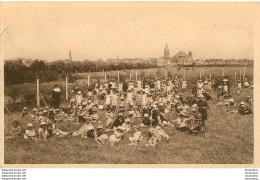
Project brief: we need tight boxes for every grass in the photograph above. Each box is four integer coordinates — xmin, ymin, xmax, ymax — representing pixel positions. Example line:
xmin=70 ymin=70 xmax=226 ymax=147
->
xmin=4 ymin=86 xmax=254 ymax=164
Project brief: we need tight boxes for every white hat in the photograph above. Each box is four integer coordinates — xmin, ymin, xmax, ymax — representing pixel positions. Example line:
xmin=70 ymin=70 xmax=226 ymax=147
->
xmin=240 ymin=101 xmax=245 ymax=105
xmin=199 ymin=95 xmax=204 ymax=98
xmin=118 ymin=126 xmax=125 ymax=131
xmin=125 ymin=118 xmax=131 ymax=122
xmin=77 ymin=91 xmax=82 ymax=94
xmin=88 ymin=126 xmax=94 ymax=130
xmin=181 ymin=110 xmax=187 ymax=115
xmin=27 ymin=123 xmax=33 ymax=127
xmin=97 ymin=126 xmax=103 ymax=129
xmin=33 ymin=108 xmax=37 ymax=111
xmin=40 ymin=122 xmax=46 ymax=125
xmin=144 ymin=114 xmax=148 ymax=117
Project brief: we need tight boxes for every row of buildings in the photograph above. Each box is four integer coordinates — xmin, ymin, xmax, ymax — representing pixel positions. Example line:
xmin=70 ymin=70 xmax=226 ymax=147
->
xmin=105 ymin=44 xmax=194 ymax=66
xmin=16 ymin=45 xmax=253 ymax=67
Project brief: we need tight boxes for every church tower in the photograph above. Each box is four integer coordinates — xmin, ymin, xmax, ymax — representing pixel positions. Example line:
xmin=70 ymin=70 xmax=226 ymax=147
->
xmin=164 ymin=44 xmax=170 ymax=60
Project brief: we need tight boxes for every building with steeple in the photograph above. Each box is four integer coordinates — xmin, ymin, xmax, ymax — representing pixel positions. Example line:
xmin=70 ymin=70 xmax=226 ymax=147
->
xmin=164 ymin=44 xmax=170 ymax=60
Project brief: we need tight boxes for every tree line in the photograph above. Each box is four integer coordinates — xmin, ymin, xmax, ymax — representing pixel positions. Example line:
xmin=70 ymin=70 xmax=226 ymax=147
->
xmin=4 ymin=59 xmax=156 ymax=85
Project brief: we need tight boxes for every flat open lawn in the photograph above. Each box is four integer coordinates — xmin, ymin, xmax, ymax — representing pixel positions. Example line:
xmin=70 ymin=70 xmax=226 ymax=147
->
xmin=4 ymin=86 xmax=254 ymax=164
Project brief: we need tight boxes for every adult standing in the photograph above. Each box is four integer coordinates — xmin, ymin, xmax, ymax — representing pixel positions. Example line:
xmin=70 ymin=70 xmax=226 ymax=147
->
xmin=51 ymin=84 xmax=61 ymax=109
xmin=197 ymin=95 xmax=209 ymax=132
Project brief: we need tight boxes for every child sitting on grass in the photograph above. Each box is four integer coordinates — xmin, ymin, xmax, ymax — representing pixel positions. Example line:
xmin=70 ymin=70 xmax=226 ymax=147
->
xmin=122 ymin=117 xmax=131 ymax=132
xmin=21 ymin=107 xmax=30 ymax=119
xmin=109 ymin=126 xmax=125 ymax=146
xmin=30 ymin=108 xmax=38 ymax=122
xmin=24 ymin=123 xmax=38 ymax=140
xmin=38 ymin=121 xmax=48 ymax=140
xmin=7 ymin=121 xmax=21 ymax=139
xmin=128 ymin=126 xmax=143 ymax=146
xmin=145 ymin=122 xmax=161 ymax=147
xmin=238 ymin=102 xmax=253 ymax=115
xmin=105 ymin=109 xmax=114 ymax=128
xmin=81 ymin=125 xmax=98 ymax=143
xmin=96 ymin=126 xmax=108 ymax=144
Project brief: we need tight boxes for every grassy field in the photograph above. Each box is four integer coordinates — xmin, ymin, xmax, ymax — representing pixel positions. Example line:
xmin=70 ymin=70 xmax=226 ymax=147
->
xmin=4 ymin=85 xmax=254 ymax=164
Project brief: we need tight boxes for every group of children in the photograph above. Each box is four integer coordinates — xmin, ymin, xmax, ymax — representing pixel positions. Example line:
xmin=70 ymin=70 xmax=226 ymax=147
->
xmin=6 ymin=75 xmax=253 ymax=147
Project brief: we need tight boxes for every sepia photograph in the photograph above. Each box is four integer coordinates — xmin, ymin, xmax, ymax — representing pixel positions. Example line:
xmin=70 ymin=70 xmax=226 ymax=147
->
xmin=0 ymin=2 xmax=259 ymax=166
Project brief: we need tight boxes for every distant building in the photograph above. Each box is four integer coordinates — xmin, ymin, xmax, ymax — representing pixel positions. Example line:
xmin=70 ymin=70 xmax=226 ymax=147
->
xmin=96 ymin=59 xmax=103 ymax=63
xmin=204 ymin=59 xmax=223 ymax=65
xmin=164 ymin=44 xmax=170 ymax=60
xmin=194 ymin=59 xmax=204 ymax=65
xmin=171 ymin=51 xmax=193 ymax=65
xmin=107 ymin=58 xmax=119 ymax=64
xmin=157 ymin=57 xmax=165 ymax=67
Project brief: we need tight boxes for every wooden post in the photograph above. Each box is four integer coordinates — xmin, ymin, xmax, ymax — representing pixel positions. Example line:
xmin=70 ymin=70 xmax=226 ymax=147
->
xmin=37 ymin=79 xmax=40 ymax=107
xmin=105 ymin=74 xmax=107 ymax=81
xmin=235 ymin=70 xmax=237 ymax=78
xmin=209 ymin=74 xmax=212 ymax=80
xmin=200 ymin=71 xmax=202 ymax=79
xmin=222 ymin=67 xmax=224 ymax=77
xmin=88 ymin=75 xmax=90 ymax=85
xmin=66 ymin=77 xmax=68 ymax=100
xmin=118 ymin=73 xmax=120 ymax=82
xmin=243 ymin=66 xmax=246 ymax=81
xmin=130 ymin=73 xmax=132 ymax=81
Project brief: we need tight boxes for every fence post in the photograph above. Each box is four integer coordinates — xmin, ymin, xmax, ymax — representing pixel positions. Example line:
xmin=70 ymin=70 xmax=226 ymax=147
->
xmin=66 ymin=77 xmax=68 ymax=100
xmin=243 ymin=66 xmax=246 ymax=81
xmin=37 ymin=79 xmax=40 ymax=107
xmin=222 ymin=67 xmax=225 ymax=77
xmin=130 ymin=73 xmax=132 ymax=81
xmin=200 ymin=71 xmax=202 ymax=79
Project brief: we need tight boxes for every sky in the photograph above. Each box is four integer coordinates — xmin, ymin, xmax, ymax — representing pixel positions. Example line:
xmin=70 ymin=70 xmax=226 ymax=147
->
xmin=0 ymin=2 xmax=255 ymax=61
